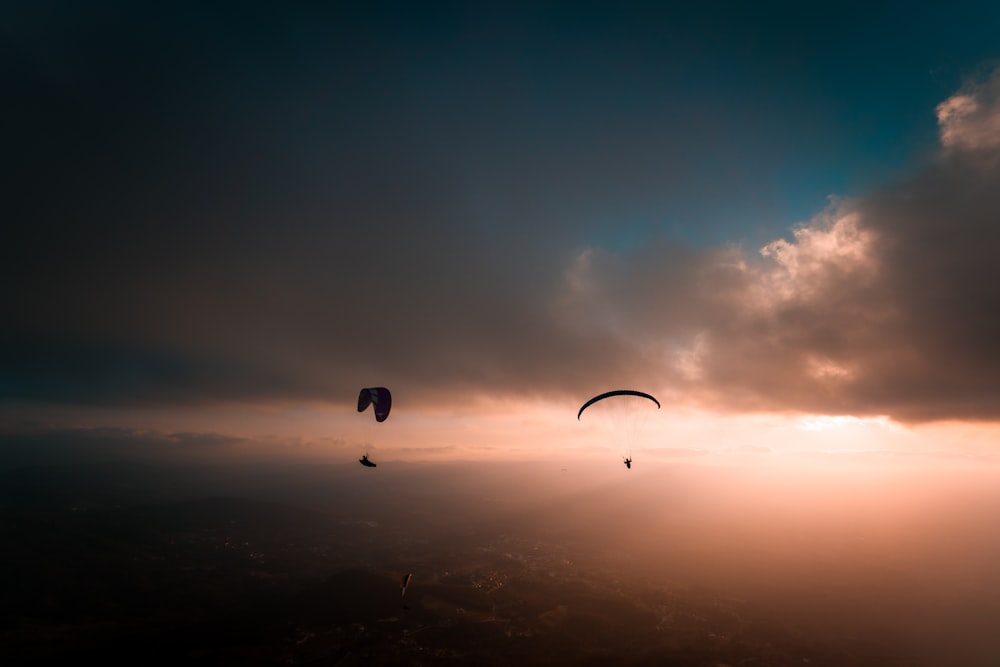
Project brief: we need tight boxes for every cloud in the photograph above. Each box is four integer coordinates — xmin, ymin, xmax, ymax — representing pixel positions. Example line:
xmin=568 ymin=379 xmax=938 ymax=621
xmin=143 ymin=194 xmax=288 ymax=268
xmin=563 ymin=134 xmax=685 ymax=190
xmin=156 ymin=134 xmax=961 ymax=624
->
xmin=4 ymin=13 xmax=1000 ymax=428
xmin=557 ymin=201 xmax=888 ymax=414
xmin=936 ymin=69 xmax=1000 ymax=152
xmin=560 ymin=69 xmax=1000 ymax=422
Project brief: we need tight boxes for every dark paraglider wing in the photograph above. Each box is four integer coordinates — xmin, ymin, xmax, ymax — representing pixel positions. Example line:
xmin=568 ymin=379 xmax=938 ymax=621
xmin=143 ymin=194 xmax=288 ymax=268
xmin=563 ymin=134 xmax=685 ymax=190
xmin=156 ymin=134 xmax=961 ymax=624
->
xmin=358 ymin=387 xmax=392 ymax=422
xmin=577 ymin=390 xmax=660 ymax=420
xmin=358 ymin=389 xmax=373 ymax=413
xmin=372 ymin=387 xmax=391 ymax=422
xmin=400 ymin=573 xmax=412 ymax=597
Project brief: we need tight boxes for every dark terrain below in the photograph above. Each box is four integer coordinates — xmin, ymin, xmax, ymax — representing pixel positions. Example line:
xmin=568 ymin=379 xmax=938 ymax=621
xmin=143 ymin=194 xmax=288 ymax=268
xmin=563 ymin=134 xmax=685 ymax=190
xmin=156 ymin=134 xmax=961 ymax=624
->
xmin=2 ymin=459 xmax=997 ymax=665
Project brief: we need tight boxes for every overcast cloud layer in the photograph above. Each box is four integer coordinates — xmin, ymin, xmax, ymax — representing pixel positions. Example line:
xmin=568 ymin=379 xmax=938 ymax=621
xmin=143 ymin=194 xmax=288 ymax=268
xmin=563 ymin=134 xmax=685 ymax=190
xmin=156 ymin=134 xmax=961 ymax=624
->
xmin=4 ymin=5 xmax=1000 ymax=423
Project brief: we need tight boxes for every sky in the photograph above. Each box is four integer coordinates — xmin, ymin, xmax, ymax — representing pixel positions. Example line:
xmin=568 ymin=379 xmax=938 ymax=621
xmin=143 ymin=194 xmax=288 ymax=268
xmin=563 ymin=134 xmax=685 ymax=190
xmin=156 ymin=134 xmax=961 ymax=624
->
xmin=4 ymin=1 xmax=1000 ymax=465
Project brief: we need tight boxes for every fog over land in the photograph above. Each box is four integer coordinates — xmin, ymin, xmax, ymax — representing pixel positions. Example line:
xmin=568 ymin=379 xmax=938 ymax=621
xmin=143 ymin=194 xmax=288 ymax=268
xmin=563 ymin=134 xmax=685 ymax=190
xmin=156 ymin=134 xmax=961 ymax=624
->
xmin=4 ymin=450 xmax=998 ymax=665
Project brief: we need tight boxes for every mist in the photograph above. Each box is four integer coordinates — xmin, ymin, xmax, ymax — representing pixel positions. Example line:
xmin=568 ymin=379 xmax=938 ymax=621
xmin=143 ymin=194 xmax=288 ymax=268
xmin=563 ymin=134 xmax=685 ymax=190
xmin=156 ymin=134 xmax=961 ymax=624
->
xmin=5 ymin=445 xmax=998 ymax=665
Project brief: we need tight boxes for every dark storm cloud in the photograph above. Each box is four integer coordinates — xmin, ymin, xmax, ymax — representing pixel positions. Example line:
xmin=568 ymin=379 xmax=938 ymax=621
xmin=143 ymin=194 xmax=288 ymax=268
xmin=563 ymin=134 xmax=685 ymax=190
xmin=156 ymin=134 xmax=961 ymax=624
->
xmin=4 ymin=5 xmax=1000 ymax=422
xmin=2 ymin=2 xmax=699 ymax=408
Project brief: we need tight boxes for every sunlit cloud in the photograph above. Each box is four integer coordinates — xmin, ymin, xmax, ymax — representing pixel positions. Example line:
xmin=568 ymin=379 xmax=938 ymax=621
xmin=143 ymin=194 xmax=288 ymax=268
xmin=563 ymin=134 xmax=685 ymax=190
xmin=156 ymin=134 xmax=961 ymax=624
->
xmin=804 ymin=355 xmax=855 ymax=382
xmin=672 ymin=333 xmax=708 ymax=381
xmin=756 ymin=206 xmax=877 ymax=301
xmin=794 ymin=414 xmax=896 ymax=432
xmin=557 ymin=68 xmax=1000 ymax=423
xmin=936 ymin=69 xmax=1000 ymax=152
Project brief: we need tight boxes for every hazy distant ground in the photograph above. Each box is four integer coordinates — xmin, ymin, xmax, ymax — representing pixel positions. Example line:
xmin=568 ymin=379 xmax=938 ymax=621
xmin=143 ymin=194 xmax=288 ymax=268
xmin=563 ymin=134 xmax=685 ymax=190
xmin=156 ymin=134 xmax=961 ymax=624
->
xmin=2 ymin=452 xmax=999 ymax=665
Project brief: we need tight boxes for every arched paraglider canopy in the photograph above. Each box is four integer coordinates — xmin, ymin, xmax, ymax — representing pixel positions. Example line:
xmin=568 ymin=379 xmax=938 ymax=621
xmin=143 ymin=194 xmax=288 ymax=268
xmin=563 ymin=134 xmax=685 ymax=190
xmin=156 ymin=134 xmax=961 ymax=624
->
xmin=358 ymin=387 xmax=392 ymax=422
xmin=577 ymin=390 xmax=660 ymax=420
xmin=578 ymin=390 xmax=660 ymax=469
xmin=400 ymin=573 xmax=412 ymax=598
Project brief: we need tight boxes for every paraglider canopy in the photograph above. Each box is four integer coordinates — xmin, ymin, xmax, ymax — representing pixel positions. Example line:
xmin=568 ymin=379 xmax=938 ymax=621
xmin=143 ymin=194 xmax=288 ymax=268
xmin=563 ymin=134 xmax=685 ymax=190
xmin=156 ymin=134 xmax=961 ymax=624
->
xmin=577 ymin=389 xmax=660 ymax=420
xmin=400 ymin=573 xmax=412 ymax=598
xmin=358 ymin=387 xmax=392 ymax=422
xmin=578 ymin=390 xmax=660 ymax=469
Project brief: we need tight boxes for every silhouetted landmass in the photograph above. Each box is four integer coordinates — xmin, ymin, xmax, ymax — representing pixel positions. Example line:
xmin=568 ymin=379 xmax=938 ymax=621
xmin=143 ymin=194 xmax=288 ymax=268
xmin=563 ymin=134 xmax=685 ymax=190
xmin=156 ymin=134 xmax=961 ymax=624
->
xmin=2 ymin=459 xmax=998 ymax=665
